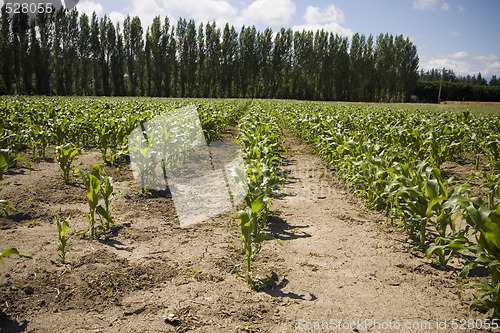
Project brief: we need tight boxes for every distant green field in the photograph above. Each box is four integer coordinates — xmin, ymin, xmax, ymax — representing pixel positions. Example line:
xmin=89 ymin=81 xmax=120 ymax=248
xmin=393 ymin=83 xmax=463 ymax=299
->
xmin=331 ymin=101 xmax=500 ymax=117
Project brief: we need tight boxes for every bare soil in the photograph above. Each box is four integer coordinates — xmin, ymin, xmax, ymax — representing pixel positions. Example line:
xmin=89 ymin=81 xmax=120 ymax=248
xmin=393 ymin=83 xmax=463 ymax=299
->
xmin=0 ymin=130 xmax=493 ymax=332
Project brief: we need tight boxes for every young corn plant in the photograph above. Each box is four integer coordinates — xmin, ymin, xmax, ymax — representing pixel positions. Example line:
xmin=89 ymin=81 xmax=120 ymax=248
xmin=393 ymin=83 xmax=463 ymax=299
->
xmin=395 ymin=161 xmax=435 ymax=248
xmin=0 ymin=149 xmax=31 ymax=180
xmin=127 ymin=128 xmax=160 ymax=194
xmin=27 ymin=126 xmax=51 ymax=161
xmin=95 ymin=119 xmax=112 ymax=165
xmin=0 ymin=198 xmax=15 ymax=217
xmin=423 ymin=181 xmax=472 ymax=267
xmin=238 ymin=195 xmax=266 ymax=288
xmin=86 ymin=170 xmax=101 ymax=238
xmin=75 ymin=164 xmax=114 ymax=238
xmin=55 ymin=143 xmax=81 ymax=184
xmin=55 ymin=211 xmax=86 ymax=264
xmin=96 ymin=172 xmax=114 ymax=231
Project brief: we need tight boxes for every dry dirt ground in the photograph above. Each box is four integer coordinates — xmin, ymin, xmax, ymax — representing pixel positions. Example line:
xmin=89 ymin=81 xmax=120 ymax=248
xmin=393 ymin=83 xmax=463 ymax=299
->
xmin=0 ymin=130 xmax=494 ymax=332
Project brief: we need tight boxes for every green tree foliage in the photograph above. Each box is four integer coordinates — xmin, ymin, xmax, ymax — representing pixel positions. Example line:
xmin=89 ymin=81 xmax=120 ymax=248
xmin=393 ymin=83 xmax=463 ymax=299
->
xmin=78 ymin=13 xmax=91 ymax=95
xmin=0 ymin=6 xmax=432 ymax=102
xmin=221 ymin=23 xmax=237 ymax=98
xmin=415 ymin=81 xmax=500 ymax=103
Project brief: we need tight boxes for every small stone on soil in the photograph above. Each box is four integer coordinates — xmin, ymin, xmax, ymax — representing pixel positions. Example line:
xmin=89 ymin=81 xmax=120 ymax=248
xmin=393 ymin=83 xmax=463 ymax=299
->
xmin=164 ymin=313 xmax=181 ymax=326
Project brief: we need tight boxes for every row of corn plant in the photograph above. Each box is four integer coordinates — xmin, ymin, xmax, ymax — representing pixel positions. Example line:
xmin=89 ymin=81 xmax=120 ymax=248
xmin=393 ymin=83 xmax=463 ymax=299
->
xmin=275 ymin=100 xmax=500 ymax=317
xmin=126 ymin=101 xmax=248 ymax=194
xmin=0 ymin=96 xmax=248 ymax=162
xmin=231 ymin=102 xmax=285 ymax=289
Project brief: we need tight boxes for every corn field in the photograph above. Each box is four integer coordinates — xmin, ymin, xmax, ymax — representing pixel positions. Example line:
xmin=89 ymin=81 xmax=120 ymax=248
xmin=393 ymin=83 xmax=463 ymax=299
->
xmin=1 ymin=96 xmax=499 ymax=323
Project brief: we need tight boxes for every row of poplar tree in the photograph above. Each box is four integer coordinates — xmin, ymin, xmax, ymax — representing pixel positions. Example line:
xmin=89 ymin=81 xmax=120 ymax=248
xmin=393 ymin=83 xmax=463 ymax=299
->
xmin=0 ymin=6 xmax=420 ymax=102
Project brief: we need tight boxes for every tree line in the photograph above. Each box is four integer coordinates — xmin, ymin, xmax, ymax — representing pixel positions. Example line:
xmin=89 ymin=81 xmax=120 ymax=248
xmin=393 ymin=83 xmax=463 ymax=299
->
xmin=0 ymin=6 xmax=421 ymax=102
xmin=416 ymin=68 xmax=500 ymax=102
xmin=419 ymin=68 xmax=500 ymax=86
xmin=414 ymin=82 xmax=500 ymax=103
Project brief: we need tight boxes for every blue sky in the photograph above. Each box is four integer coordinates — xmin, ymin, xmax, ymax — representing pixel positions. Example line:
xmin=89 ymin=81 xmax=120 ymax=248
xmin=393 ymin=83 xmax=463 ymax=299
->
xmin=73 ymin=0 xmax=500 ymax=78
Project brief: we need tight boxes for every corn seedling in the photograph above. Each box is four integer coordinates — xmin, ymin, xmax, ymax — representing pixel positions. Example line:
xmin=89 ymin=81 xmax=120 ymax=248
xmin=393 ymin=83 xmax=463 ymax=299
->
xmin=0 ymin=149 xmax=31 ymax=180
xmin=55 ymin=211 xmax=87 ymax=264
xmin=97 ymin=170 xmax=114 ymax=231
xmin=237 ymin=195 xmax=271 ymax=289
xmin=75 ymin=164 xmax=114 ymax=238
xmin=55 ymin=143 xmax=81 ymax=184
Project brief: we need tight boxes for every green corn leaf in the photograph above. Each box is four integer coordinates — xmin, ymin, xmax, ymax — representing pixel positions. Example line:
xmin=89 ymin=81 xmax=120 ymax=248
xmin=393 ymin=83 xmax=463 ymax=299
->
xmin=60 ymin=219 xmax=70 ymax=237
xmin=442 ymin=195 xmax=470 ymax=210
xmin=89 ymin=174 xmax=101 ymax=191
xmin=424 ymin=245 xmax=445 ymax=258
xmin=251 ymin=195 xmax=265 ymax=214
xmin=0 ymin=200 xmax=15 ymax=211
xmin=467 ymin=244 xmax=485 ymax=255
xmin=96 ymin=205 xmax=113 ymax=224
xmin=459 ymin=263 xmax=473 ymax=282
xmin=0 ymin=248 xmax=32 ymax=264
xmin=91 ymin=164 xmax=101 ymax=180
xmin=426 ymin=195 xmax=445 ymax=217
xmin=426 ymin=179 xmax=440 ymax=200
xmin=445 ymin=241 xmax=469 ymax=252
xmin=481 ymin=212 xmax=500 ymax=255
xmin=474 ymin=254 xmax=494 ymax=266
xmin=238 ymin=210 xmax=251 ymax=227
xmin=466 ymin=205 xmax=482 ymax=228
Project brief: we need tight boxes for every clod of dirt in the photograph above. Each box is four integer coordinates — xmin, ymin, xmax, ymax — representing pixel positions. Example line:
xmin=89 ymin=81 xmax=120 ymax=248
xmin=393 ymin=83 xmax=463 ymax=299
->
xmin=123 ymin=306 xmax=145 ymax=316
xmin=23 ymin=285 xmax=34 ymax=295
xmin=164 ymin=313 xmax=180 ymax=326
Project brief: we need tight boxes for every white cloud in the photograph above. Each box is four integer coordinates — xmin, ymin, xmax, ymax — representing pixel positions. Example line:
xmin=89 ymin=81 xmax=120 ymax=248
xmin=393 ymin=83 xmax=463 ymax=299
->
xmin=420 ymin=53 xmax=500 ymax=77
xmin=458 ymin=5 xmax=465 ymax=12
xmin=114 ymin=0 xmax=295 ymax=29
xmin=293 ymin=5 xmax=352 ymax=37
xmin=413 ymin=0 xmax=450 ymax=10
xmin=304 ymin=5 xmax=345 ymax=24
xmin=76 ymin=1 xmax=104 ymax=17
xmin=450 ymin=30 xmax=461 ymax=37
xmin=420 ymin=55 xmax=471 ymax=76
xmin=473 ymin=55 xmax=498 ymax=63
xmin=239 ymin=0 xmax=296 ymax=26
xmin=483 ymin=62 xmax=500 ymax=76
xmin=413 ymin=0 xmax=438 ymax=10
xmin=128 ymin=0 xmax=168 ymax=27
xmin=161 ymin=0 xmax=237 ymax=23
xmin=451 ymin=51 xmax=468 ymax=59
xmin=292 ymin=23 xmax=352 ymax=37
xmin=72 ymin=0 xmax=298 ymax=33
xmin=109 ymin=11 xmax=127 ymax=27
